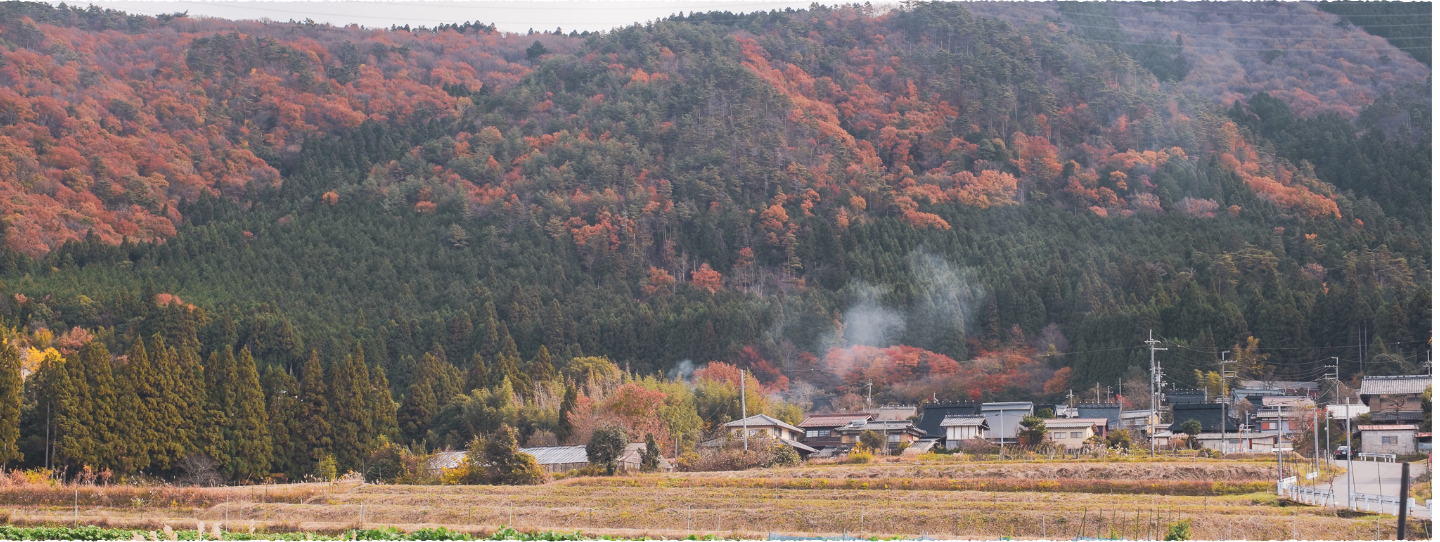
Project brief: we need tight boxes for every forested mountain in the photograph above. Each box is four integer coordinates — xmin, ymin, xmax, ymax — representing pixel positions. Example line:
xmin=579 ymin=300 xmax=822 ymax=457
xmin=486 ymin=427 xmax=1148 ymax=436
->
xmin=0 ymin=2 xmax=1428 ymax=480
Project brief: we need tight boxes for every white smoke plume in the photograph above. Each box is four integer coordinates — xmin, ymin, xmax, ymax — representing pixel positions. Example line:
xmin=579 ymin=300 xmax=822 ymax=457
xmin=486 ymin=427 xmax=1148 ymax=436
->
xmin=840 ymin=282 xmax=905 ymax=347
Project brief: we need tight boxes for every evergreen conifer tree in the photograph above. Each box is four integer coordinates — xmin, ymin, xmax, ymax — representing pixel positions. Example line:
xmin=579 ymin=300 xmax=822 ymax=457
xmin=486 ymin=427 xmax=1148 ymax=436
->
xmin=262 ymin=365 xmax=302 ymax=479
xmin=53 ymin=347 xmax=89 ymax=472
xmin=329 ymin=348 xmax=373 ymax=470
xmin=229 ymin=348 xmax=272 ymax=480
xmin=296 ymin=351 xmax=332 ymax=466
xmin=397 ymin=380 xmax=436 ymax=443
xmin=115 ymin=339 xmax=151 ymax=474
xmin=172 ymin=345 xmax=207 ymax=460
xmin=142 ymin=337 xmax=188 ymax=471
xmin=465 ymin=354 xmax=488 ymax=392
xmin=529 ymin=346 xmax=556 ymax=384
xmin=0 ymin=341 xmax=23 ymax=465
xmin=370 ymin=366 xmax=401 ymax=445
xmin=78 ymin=342 xmax=118 ymax=471
xmin=202 ymin=349 xmax=237 ymax=473
xmin=556 ymin=384 xmax=577 ymax=444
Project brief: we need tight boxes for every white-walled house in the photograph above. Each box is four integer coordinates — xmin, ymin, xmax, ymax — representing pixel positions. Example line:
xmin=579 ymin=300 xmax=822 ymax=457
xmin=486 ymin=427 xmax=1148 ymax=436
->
xmin=939 ymin=415 xmax=989 ymax=448
xmin=724 ymin=414 xmax=804 ymax=441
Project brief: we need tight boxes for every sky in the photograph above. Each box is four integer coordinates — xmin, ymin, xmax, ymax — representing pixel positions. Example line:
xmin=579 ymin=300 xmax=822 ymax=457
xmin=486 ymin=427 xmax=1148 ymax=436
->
xmin=56 ymin=0 xmax=865 ymax=32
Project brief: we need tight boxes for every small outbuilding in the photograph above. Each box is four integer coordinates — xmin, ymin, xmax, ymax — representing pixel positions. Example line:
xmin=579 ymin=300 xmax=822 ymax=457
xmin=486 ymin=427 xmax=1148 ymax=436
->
xmin=1357 ymin=424 xmax=1418 ymax=456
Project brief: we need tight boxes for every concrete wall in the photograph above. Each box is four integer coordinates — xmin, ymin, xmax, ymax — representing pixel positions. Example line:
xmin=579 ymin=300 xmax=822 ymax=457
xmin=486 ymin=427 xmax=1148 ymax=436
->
xmin=1360 ymin=430 xmax=1417 ymax=455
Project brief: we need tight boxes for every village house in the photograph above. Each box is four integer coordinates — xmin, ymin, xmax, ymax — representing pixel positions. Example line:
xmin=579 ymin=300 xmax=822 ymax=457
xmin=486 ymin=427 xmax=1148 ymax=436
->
xmin=1169 ymin=402 xmax=1239 ymax=434
xmin=1074 ymin=403 xmax=1121 ymax=431
xmin=1043 ymin=418 xmax=1105 ymax=450
xmin=798 ymin=413 xmax=872 ymax=449
xmin=1165 ymin=389 xmax=1209 ymax=405
xmin=1237 ymin=380 xmax=1319 ymax=398
xmin=938 ymin=415 xmax=989 ymax=449
xmin=981 ymin=402 xmax=1034 ymax=444
xmin=1252 ymin=397 xmax=1315 ymax=435
xmin=617 ymin=442 xmax=674 ymax=471
xmin=833 ymin=419 xmax=927 ymax=452
xmin=1358 ymin=375 xmax=1430 ymax=424
xmin=1192 ymin=432 xmax=1285 ymax=453
xmin=1358 ymin=424 xmax=1418 ymax=456
xmin=716 ymin=414 xmax=816 ymax=457
xmin=1119 ymin=410 xmax=1161 ymax=434
xmin=917 ymin=401 xmax=980 ymax=440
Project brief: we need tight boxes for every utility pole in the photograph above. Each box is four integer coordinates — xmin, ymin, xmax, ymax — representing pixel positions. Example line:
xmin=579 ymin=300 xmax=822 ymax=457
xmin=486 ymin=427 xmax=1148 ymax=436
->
xmin=1219 ymin=351 xmax=1235 ymax=401
xmin=1312 ymin=407 xmax=1320 ymax=486
xmin=1345 ymin=397 xmax=1354 ymax=510
xmin=1146 ymin=330 xmax=1167 ymax=457
xmin=866 ymin=380 xmax=873 ymax=409
xmin=1322 ymin=358 xmax=1339 ymax=477
xmin=741 ymin=369 xmax=748 ymax=452
xmin=1096 ymin=382 xmax=1101 ymax=403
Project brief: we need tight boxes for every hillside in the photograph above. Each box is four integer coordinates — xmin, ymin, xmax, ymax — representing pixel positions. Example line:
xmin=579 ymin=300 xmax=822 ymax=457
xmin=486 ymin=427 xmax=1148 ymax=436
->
xmin=0 ymin=2 xmax=1429 ymax=478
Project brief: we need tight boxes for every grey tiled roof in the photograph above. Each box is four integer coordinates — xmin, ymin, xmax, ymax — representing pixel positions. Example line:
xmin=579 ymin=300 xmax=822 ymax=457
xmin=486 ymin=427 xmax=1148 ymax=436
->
xmin=1358 ymin=375 xmax=1431 ymax=396
xmin=723 ymin=414 xmax=803 ymax=434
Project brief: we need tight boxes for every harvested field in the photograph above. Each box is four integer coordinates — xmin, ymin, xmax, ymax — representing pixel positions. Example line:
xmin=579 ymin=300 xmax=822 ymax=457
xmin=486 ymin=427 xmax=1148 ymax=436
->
xmin=0 ymin=462 xmax=1424 ymax=540
xmin=677 ymin=460 xmax=1285 ymax=482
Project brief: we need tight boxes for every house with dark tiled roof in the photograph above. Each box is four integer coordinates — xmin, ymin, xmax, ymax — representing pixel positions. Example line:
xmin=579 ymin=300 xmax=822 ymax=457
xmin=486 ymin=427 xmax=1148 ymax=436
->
xmin=1359 ymin=375 xmax=1431 ymax=424
xmin=917 ymin=401 xmax=980 ymax=441
xmin=1170 ymin=402 xmax=1238 ymax=433
xmin=798 ymin=412 xmax=873 ymax=449
xmin=1165 ymin=389 xmax=1208 ymax=405
xmin=833 ymin=419 xmax=927 ymax=452
xmin=1074 ymin=403 xmax=1121 ymax=431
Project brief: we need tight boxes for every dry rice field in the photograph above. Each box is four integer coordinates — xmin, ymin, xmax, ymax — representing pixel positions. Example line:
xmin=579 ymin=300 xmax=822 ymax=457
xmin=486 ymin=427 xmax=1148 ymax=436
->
xmin=0 ymin=461 xmax=1428 ymax=540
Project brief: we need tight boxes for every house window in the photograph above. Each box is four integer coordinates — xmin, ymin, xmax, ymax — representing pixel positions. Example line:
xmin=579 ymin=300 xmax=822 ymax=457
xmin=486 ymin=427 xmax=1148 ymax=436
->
xmin=806 ymin=430 xmax=818 ymax=438
xmin=888 ymin=434 xmax=901 ymax=442
xmin=1071 ymin=431 xmax=1083 ymax=439
xmin=1382 ymin=436 xmax=1397 ymax=445
xmin=818 ymin=429 xmax=829 ymax=437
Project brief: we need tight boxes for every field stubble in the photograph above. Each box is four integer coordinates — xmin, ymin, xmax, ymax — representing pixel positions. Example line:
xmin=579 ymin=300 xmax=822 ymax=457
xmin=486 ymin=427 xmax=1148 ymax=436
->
xmin=0 ymin=462 xmax=1427 ymax=540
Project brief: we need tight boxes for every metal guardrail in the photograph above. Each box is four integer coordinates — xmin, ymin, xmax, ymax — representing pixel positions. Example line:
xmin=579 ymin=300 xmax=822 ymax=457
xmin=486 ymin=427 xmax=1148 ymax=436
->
xmin=1354 ymin=452 xmax=1397 ymax=462
xmin=1278 ymin=480 xmax=1431 ymax=517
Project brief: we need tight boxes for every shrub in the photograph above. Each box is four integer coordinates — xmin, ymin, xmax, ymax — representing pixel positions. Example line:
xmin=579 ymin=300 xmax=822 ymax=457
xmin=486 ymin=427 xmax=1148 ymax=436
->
xmin=845 ymin=447 xmax=874 ymax=464
xmin=1164 ymin=519 xmax=1192 ymax=541
xmin=677 ymin=447 xmax=770 ymax=472
xmin=859 ymin=430 xmax=885 ymax=452
xmin=586 ymin=425 xmax=628 ymax=475
xmin=315 ymin=454 xmax=338 ymax=482
xmin=769 ymin=442 xmax=801 ymax=467
xmin=1017 ymin=416 xmax=1047 ymax=445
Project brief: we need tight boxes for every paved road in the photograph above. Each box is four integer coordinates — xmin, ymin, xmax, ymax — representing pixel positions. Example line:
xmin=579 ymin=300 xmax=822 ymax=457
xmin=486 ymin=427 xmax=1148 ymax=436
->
xmin=1324 ymin=459 xmax=1430 ymax=518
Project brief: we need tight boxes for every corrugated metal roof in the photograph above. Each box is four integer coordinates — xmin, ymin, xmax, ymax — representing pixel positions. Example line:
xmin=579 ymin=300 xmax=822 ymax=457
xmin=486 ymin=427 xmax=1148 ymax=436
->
xmin=1356 ymin=425 xmax=1418 ymax=432
xmin=519 ymin=445 xmax=589 ymax=465
xmin=427 ymin=451 xmax=465 ymax=471
xmin=1359 ymin=375 xmax=1431 ymax=396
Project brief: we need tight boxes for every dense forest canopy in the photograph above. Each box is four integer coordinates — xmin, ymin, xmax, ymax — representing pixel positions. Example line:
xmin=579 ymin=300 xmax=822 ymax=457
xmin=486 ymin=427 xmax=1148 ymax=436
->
xmin=0 ymin=1 xmax=1428 ymax=480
